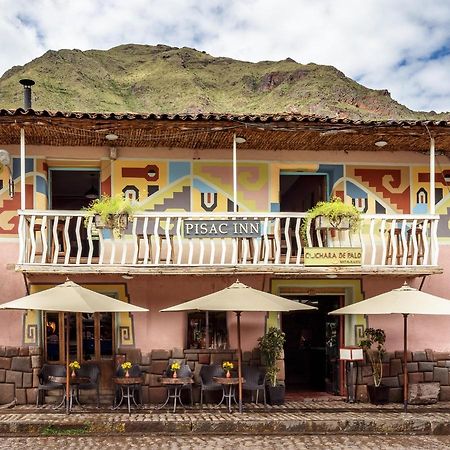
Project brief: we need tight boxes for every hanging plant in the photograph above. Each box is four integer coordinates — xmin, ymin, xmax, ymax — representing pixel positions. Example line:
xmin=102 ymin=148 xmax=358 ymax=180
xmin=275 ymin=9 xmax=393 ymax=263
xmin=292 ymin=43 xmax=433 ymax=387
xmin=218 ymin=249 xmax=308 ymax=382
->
xmin=301 ymin=196 xmax=361 ymax=241
xmin=83 ymin=194 xmax=140 ymax=238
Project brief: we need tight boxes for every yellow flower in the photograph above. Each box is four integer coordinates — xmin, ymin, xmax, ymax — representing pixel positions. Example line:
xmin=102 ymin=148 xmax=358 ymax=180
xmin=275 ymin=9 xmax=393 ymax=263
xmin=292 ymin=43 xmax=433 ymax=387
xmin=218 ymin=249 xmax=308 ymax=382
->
xmin=222 ymin=361 xmax=233 ymax=371
xmin=121 ymin=361 xmax=132 ymax=370
xmin=69 ymin=361 xmax=80 ymax=370
xmin=171 ymin=362 xmax=181 ymax=371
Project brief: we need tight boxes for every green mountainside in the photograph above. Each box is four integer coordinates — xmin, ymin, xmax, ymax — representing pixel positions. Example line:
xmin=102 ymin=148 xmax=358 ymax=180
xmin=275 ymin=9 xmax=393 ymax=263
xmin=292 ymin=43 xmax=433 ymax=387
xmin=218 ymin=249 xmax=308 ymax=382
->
xmin=0 ymin=44 xmax=447 ymax=120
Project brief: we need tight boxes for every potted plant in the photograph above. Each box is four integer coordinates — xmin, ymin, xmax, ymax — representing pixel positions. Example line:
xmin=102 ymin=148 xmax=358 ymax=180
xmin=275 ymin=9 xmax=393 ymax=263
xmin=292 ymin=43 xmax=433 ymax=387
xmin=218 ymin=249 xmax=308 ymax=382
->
xmin=359 ymin=327 xmax=389 ymax=404
xmin=258 ymin=326 xmax=286 ymax=405
xmin=83 ymin=194 xmax=139 ymax=238
xmin=301 ymin=196 xmax=361 ymax=242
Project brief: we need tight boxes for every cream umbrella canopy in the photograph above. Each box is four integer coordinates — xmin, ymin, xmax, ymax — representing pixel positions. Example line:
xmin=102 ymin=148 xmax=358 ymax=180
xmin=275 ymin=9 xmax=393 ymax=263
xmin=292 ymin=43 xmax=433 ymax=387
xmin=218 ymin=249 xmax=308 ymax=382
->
xmin=330 ymin=283 xmax=450 ymax=411
xmin=161 ymin=280 xmax=317 ymax=412
xmin=0 ymin=280 xmax=148 ymax=414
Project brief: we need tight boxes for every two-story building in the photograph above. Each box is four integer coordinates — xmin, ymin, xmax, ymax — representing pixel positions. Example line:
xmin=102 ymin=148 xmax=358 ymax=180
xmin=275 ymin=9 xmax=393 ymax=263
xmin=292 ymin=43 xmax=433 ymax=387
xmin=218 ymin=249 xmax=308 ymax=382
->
xmin=0 ymin=105 xmax=449 ymax=404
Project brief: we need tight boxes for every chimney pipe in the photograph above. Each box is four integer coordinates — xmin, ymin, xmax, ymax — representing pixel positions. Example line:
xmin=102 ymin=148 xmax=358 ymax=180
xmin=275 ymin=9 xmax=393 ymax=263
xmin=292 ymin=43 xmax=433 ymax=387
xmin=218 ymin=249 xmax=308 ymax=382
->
xmin=19 ymin=79 xmax=35 ymax=109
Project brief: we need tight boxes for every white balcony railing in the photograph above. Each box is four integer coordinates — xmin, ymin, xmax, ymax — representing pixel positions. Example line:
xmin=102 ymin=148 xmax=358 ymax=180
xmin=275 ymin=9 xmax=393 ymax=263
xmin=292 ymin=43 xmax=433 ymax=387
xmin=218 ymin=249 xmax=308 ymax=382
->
xmin=17 ymin=210 xmax=440 ymax=269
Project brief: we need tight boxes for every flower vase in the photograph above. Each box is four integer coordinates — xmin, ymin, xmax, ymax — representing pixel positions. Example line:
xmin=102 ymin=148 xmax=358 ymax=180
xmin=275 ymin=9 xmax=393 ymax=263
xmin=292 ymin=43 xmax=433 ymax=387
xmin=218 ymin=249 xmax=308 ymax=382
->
xmin=172 ymin=370 xmax=178 ymax=379
xmin=71 ymin=370 xmax=76 ymax=378
xmin=125 ymin=369 xmax=130 ymax=378
xmin=226 ymin=370 xmax=231 ymax=378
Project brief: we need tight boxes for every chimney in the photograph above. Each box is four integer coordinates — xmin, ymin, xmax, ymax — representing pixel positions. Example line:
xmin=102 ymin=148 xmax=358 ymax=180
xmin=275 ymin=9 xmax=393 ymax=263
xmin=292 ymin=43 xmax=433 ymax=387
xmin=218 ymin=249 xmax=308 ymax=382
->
xmin=19 ymin=79 xmax=35 ymax=109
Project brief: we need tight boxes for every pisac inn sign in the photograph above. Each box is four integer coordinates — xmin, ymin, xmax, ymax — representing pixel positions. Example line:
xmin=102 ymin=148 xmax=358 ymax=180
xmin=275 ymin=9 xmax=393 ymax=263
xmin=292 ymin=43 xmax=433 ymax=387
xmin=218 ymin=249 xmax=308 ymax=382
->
xmin=183 ymin=220 xmax=262 ymax=238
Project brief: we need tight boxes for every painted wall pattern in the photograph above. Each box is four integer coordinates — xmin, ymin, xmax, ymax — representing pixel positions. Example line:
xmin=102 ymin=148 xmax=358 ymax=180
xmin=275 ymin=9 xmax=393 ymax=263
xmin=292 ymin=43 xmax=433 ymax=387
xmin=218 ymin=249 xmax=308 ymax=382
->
xmin=1 ymin=156 xmax=450 ymax=240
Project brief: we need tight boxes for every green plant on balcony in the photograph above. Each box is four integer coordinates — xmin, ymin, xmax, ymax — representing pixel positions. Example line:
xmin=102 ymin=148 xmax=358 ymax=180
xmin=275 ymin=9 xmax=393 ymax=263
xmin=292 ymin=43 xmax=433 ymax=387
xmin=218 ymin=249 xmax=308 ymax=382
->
xmin=301 ymin=196 xmax=361 ymax=241
xmin=83 ymin=194 xmax=139 ymax=238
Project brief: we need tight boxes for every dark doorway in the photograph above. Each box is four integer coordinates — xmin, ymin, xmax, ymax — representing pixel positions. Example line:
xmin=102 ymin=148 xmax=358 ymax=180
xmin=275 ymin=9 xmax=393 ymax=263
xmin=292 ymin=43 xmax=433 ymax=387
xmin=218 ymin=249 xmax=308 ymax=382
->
xmin=280 ymin=173 xmax=327 ymax=213
xmin=49 ymin=169 xmax=100 ymax=257
xmin=282 ymin=295 xmax=341 ymax=394
xmin=50 ymin=169 xmax=100 ymax=210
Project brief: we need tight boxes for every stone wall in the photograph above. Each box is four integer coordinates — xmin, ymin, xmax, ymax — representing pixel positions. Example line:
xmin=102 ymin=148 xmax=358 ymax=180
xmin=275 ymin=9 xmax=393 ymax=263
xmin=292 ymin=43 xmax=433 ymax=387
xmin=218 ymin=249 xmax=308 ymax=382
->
xmin=0 ymin=345 xmax=275 ymax=405
xmin=356 ymin=349 xmax=450 ymax=402
xmin=0 ymin=346 xmax=41 ymax=405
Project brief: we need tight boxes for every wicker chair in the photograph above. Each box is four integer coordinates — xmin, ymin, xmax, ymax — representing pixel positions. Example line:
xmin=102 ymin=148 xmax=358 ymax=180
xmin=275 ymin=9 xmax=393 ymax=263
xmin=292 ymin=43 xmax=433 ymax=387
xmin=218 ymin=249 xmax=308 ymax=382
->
xmin=36 ymin=364 xmax=66 ymax=406
xmin=76 ymin=363 xmax=101 ymax=407
xmin=242 ymin=366 xmax=266 ymax=405
xmin=199 ymin=364 xmax=224 ymax=406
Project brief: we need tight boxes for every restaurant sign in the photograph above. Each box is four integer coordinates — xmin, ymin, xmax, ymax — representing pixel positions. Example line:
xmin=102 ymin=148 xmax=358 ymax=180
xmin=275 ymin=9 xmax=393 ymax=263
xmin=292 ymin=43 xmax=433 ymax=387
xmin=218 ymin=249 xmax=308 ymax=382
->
xmin=183 ymin=220 xmax=262 ymax=238
xmin=304 ymin=247 xmax=362 ymax=266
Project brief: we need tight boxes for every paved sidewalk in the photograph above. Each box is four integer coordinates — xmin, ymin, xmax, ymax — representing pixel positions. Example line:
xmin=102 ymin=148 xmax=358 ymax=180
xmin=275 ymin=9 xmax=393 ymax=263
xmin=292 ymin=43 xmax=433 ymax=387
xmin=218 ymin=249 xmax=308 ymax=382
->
xmin=0 ymin=400 xmax=450 ymax=436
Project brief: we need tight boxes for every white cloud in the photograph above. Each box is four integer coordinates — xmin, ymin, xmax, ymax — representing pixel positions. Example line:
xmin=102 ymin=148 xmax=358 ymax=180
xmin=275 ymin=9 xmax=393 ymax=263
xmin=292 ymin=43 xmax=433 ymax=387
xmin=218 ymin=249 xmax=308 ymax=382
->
xmin=0 ymin=0 xmax=449 ymax=112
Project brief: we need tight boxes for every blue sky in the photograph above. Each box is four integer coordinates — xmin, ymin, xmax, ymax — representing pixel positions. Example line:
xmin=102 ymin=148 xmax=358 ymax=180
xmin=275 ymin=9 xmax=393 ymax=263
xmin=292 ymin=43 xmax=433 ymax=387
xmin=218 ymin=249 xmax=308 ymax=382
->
xmin=0 ymin=0 xmax=449 ymax=112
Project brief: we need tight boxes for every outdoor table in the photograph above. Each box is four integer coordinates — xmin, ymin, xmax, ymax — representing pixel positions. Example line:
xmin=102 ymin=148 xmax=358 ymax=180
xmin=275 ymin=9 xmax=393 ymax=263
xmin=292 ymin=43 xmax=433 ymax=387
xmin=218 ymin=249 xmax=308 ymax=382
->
xmin=158 ymin=377 xmax=193 ymax=413
xmin=112 ymin=376 xmax=143 ymax=416
xmin=48 ymin=375 xmax=90 ymax=411
xmin=213 ymin=376 xmax=245 ymax=413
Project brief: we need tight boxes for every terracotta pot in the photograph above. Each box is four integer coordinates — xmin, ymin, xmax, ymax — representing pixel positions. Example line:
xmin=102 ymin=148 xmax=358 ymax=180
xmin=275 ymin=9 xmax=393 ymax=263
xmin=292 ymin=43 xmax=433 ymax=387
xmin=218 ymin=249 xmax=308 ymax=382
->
xmin=172 ymin=370 xmax=178 ymax=378
xmin=71 ymin=370 xmax=76 ymax=378
xmin=125 ymin=369 xmax=130 ymax=378
xmin=226 ymin=370 xmax=231 ymax=378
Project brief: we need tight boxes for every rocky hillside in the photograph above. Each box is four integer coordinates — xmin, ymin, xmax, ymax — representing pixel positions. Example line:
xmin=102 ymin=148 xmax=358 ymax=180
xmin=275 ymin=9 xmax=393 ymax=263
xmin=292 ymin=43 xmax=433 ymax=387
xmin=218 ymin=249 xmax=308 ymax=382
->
xmin=0 ymin=44 xmax=447 ymax=120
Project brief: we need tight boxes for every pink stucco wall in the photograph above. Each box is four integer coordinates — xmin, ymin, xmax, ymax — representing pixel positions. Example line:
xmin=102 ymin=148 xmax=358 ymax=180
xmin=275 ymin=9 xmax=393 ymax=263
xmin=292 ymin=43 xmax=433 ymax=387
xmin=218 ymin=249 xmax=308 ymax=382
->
xmin=130 ymin=275 xmax=266 ymax=353
xmin=367 ymin=245 xmax=450 ymax=352
xmin=0 ymin=242 xmax=27 ymax=345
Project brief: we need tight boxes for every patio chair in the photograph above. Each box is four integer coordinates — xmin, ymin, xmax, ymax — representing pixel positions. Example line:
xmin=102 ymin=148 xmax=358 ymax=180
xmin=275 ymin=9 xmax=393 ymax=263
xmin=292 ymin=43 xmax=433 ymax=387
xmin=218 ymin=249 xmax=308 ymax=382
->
xmin=75 ymin=363 xmax=101 ymax=407
xmin=242 ymin=366 xmax=266 ymax=406
xmin=114 ymin=363 xmax=143 ymax=406
xmin=199 ymin=364 xmax=224 ymax=406
xmin=36 ymin=363 xmax=66 ymax=406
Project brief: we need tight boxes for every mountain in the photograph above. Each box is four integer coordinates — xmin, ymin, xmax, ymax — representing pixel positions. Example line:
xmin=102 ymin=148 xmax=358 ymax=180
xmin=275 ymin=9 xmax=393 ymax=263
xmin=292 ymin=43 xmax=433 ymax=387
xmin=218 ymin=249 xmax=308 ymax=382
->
xmin=0 ymin=44 xmax=447 ymax=120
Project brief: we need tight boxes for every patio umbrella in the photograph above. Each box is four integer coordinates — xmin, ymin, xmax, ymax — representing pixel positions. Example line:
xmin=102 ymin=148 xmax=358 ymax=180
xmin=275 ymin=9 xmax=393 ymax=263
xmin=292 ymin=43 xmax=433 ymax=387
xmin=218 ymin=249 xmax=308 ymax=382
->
xmin=161 ymin=280 xmax=317 ymax=412
xmin=0 ymin=279 xmax=148 ymax=414
xmin=330 ymin=283 xmax=450 ymax=411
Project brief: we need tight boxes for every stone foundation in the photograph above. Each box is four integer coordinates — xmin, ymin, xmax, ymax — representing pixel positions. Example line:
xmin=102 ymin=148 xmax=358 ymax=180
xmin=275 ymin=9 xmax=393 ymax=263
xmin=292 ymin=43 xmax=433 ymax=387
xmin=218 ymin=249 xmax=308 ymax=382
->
xmin=0 ymin=345 xmax=277 ymax=405
xmin=355 ymin=349 xmax=450 ymax=402
xmin=0 ymin=345 xmax=41 ymax=405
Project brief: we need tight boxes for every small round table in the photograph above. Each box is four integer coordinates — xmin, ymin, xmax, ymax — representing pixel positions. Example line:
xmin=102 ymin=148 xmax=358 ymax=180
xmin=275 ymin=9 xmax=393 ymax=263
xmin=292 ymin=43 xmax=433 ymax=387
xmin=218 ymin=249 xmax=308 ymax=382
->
xmin=112 ymin=376 xmax=143 ymax=416
xmin=213 ymin=377 xmax=245 ymax=413
xmin=158 ymin=377 xmax=193 ymax=413
xmin=48 ymin=375 xmax=90 ymax=411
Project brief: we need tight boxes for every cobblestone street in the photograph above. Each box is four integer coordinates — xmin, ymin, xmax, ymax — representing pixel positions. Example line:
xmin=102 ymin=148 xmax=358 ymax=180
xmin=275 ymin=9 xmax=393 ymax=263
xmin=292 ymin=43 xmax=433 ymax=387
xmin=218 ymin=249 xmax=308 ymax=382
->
xmin=1 ymin=434 xmax=450 ymax=449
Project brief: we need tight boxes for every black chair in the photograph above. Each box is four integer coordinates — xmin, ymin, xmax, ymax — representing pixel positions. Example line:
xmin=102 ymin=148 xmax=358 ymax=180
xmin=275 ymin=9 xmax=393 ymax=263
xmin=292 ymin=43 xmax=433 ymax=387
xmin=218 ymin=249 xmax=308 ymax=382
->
xmin=242 ymin=366 xmax=266 ymax=405
xmin=36 ymin=364 xmax=66 ymax=406
xmin=76 ymin=363 xmax=101 ymax=408
xmin=114 ymin=363 xmax=142 ymax=406
xmin=199 ymin=364 xmax=224 ymax=406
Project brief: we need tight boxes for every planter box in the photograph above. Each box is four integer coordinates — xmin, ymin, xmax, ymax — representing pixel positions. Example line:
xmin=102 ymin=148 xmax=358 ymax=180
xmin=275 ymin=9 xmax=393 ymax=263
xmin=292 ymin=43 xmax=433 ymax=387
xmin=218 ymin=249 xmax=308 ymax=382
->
xmin=94 ymin=213 xmax=128 ymax=231
xmin=266 ymin=384 xmax=285 ymax=405
xmin=315 ymin=215 xmax=350 ymax=230
xmin=367 ymin=384 xmax=390 ymax=405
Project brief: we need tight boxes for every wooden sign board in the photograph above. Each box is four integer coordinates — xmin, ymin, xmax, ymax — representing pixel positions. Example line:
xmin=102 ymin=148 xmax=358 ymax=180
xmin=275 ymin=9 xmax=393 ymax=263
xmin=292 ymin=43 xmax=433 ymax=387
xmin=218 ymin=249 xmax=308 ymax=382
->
xmin=304 ymin=247 xmax=362 ymax=266
xmin=183 ymin=220 xmax=262 ymax=238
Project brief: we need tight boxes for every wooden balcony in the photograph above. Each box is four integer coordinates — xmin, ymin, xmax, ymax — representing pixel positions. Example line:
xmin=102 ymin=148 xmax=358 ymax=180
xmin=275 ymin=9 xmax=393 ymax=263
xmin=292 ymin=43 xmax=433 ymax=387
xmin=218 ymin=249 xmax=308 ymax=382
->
xmin=16 ymin=210 xmax=442 ymax=277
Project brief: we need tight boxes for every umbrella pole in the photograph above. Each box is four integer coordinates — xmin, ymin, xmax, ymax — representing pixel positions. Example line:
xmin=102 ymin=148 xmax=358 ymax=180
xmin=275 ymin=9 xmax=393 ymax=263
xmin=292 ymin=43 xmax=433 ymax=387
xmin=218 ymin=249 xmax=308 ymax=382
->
xmin=403 ymin=313 xmax=408 ymax=412
xmin=65 ymin=312 xmax=70 ymax=415
xmin=236 ymin=311 xmax=243 ymax=413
